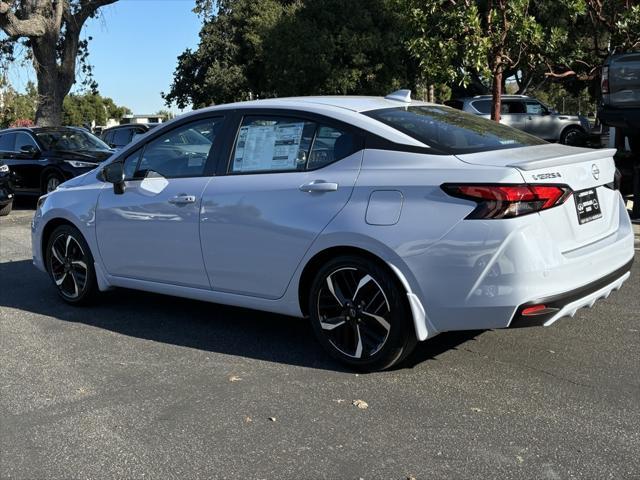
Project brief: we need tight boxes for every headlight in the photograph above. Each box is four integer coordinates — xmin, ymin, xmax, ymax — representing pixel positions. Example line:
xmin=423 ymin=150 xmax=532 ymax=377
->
xmin=65 ymin=160 xmax=98 ymax=168
xmin=0 ymin=164 xmax=8 ymax=173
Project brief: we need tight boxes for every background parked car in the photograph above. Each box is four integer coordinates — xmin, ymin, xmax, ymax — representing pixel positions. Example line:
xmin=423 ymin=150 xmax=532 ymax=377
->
xmin=101 ymin=123 xmax=159 ymax=150
xmin=445 ymin=95 xmax=592 ymax=145
xmin=0 ymin=127 xmax=114 ymax=195
xmin=0 ymin=160 xmax=14 ymax=216
xmin=599 ymin=51 xmax=640 ymax=154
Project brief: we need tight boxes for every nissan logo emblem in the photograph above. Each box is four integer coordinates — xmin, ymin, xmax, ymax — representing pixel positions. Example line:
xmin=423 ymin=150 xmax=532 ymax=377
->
xmin=592 ymin=164 xmax=600 ymax=181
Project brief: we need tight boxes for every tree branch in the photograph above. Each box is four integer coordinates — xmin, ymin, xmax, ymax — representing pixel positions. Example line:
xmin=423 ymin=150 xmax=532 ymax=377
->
xmin=0 ymin=0 xmax=47 ymax=37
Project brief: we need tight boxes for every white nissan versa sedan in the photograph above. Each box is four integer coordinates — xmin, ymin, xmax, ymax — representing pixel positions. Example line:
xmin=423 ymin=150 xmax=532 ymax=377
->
xmin=31 ymin=91 xmax=635 ymax=371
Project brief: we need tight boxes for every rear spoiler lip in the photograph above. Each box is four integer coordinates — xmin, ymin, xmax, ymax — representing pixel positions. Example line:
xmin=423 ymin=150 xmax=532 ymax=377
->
xmin=507 ymin=148 xmax=617 ymax=171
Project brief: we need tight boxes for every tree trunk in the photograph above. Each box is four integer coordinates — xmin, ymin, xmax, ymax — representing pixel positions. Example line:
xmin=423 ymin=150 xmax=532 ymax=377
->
xmin=491 ymin=69 xmax=503 ymax=122
xmin=31 ymin=22 xmax=80 ymax=126
xmin=428 ymin=84 xmax=435 ymax=103
xmin=34 ymin=60 xmax=65 ymax=126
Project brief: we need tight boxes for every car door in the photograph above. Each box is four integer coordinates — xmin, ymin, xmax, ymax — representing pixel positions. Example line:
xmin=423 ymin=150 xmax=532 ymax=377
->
xmin=95 ymin=115 xmax=226 ymax=288
xmin=499 ymin=100 xmax=527 ymax=131
xmin=199 ymin=111 xmax=364 ymax=299
xmin=11 ymin=131 xmax=43 ymax=192
xmin=524 ymin=100 xmax=555 ymax=139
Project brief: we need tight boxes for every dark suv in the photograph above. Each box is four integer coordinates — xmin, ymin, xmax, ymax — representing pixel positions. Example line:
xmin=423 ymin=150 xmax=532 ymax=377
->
xmin=0 ymin=127 xmax=114 ymax=195
xmin=599 ymin=52 xmax=640 ymax=153
xmin=101 ymin=123 xmax=159 ymax=150
xmin=0 ymin=160 xmax=14 ymax=216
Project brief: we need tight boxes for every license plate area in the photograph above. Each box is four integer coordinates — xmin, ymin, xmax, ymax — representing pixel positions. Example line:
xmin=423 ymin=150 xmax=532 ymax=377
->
xmin=574 ymin=188 xmax=602 ymax=225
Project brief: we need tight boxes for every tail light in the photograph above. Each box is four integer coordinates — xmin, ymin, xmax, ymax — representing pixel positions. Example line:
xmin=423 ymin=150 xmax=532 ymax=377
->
xmin=601 ymin=66 xmax=609 ymax=94
xmin=441 ymin=184 xmax=573 ymax=219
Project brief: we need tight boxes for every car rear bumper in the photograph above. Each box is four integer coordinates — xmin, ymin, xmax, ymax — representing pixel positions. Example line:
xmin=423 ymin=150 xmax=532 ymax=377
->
xmin=404 ymin=194 xmax=635 ymax=334
xmin=509 ymin=258 xmax=633 ymax=327
xmin=598 ymin=106 xmax=640 ymax=132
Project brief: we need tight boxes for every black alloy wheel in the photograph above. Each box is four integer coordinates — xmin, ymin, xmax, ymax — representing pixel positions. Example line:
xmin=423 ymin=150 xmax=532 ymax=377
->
xmin=309 ymin=255 xmax=416 ymax=371
xmin=46 ymin=225 xmax=97 ymax=304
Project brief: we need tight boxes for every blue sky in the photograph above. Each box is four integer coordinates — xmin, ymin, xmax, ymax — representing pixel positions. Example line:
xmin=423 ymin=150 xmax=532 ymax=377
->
xmin=9 ymin=0 xmax=202 ymax=115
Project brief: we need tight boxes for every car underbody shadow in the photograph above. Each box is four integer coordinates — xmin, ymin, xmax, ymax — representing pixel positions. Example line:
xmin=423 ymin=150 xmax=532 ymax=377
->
xmin=0 ymin=259 xmax=483 ymax=373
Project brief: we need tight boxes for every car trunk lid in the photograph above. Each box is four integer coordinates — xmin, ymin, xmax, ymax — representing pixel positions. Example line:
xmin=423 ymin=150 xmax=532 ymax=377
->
xmin=456 ymin=144 xmax=621 ymax=252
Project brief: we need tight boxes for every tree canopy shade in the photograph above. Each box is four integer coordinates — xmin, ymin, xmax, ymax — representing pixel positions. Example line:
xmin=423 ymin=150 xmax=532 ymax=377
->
xmin=163 ymin=0 xmax=418 ymax=109
xmin=0 ymin=0 xmax=118 ymax=126
xmin=406 ymin=0 xmax=640 ymax=121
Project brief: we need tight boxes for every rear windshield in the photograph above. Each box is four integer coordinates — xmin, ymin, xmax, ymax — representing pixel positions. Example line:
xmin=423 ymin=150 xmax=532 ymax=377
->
xmin=364 ymin=105 xmax=546 ymax=154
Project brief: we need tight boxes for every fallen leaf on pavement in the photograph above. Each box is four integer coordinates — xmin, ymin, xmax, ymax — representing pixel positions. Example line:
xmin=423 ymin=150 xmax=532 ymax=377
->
xmin=352 ymin=399 xmax=368 ymax=409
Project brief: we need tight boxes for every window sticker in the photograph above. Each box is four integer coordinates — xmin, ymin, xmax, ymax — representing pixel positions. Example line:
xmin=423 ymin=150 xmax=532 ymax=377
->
xmin=233 ymin=122 xmax=304 ymax=172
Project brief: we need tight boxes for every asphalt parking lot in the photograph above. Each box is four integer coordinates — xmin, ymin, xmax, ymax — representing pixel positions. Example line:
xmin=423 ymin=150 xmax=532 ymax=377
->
xmin=1 ymin=201 xmax=639 ymax=480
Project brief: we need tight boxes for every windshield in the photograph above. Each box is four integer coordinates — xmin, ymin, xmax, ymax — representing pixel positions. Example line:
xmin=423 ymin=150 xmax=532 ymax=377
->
xmin=36 ymin=129 xmax=111 ymax=152
xmin=365 ymin=105 xmax=546 ymax=154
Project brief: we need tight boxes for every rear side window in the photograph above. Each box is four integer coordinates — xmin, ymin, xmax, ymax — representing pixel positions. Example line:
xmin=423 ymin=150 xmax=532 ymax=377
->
xmin=112 ymin=128 xmax=133 ymax=147
xmin=470 ymin=100 xmax=491 ymax=114
xmin=230 ymin=116 xmax=358 ymax=173
xmin=365 ymin=105 xmax=546 ymax=154
xmin=502 ymin=101 xmax=526 ymax=114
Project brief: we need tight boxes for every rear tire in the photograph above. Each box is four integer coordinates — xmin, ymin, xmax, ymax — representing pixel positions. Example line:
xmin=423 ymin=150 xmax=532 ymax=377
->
xmin=0 ymin=200 xmax=12 ymax=216
xmin=45 ymin=224 xmax=98 ymax=305
xmin=308 ymin=255 xmax=416 ymax=372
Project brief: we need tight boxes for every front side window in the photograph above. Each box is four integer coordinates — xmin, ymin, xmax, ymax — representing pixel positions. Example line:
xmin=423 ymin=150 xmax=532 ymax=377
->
xmin=0 ymin=133 xmax=15 ymax=151
xmin=230 ymin=116 xmax=357 ymax=173
xmin=526 ymin=101 xmax=546 ymax=115
xmin=14 ymin=132 xmax=38 ymax=152
xmin=365 ymin=105 xmax=546 ymax=154
xmin=131 ymin=117 xmax=223 ymax=179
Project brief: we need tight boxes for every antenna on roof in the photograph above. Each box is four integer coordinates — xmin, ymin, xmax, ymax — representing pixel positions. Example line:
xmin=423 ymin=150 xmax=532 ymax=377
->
xmin=385 ymin=89 xmax=412 ymax=103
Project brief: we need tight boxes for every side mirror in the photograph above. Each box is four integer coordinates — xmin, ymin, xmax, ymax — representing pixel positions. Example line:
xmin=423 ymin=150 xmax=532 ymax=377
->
xmin=102 ymin=162 xmax=126 ymax=195
xmin=20 ymin=145 xmax=40 ymax=156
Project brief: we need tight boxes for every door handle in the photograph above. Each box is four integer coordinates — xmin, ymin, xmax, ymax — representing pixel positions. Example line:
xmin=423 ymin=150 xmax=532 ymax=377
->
xmin=168 ymin=194 xmax=197 ymax=205
xmin=299 ymin=180 xmax=338 ymax=193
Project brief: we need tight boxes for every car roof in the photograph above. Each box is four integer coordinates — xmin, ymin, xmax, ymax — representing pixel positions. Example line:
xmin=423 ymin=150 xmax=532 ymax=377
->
xmin=205 ymin=95 xmax=433 ymax=113
xmin=104 ymin=123 xmax=158 ymax=131
xmin=456 ymin=95 xmax=533 ymax=101
xmin=0 ymin=126 xmax=86 ymax=134
xmin=178 ymin=96 xmax=438 ymax=148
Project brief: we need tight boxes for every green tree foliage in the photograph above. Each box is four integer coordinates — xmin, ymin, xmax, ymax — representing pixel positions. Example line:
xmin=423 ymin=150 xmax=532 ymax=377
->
xmin=407 ymin=0 xmax=640 ymax=115
xmin=164 ymin=0 xmax=417 ymax=108
xmin=0 ymin=81 xmax=38 ymax=127
xmin=0 ymin=0 xmax=118 ymax=126
xmin=407 ymin=0 xmax=546 ymax=120
xmin=62 ymin=93 xmax=130 ymax=126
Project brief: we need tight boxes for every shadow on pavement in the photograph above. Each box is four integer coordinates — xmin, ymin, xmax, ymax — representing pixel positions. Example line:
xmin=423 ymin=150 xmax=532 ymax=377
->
xmin=11 ymin=196 xmax=38 ymax=211
xmin=0 ymin=259 xmax=482 ymax=372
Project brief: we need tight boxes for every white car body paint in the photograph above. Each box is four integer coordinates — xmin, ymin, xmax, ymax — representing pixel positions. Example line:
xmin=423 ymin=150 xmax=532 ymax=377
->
xmin=31 ymin=96 xmax=635 ymax=345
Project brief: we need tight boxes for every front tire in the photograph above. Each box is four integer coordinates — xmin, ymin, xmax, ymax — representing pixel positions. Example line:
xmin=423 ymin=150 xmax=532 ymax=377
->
xmin=45 ymin=225 xmax=97 ymax=305
xmin=308 ymin=255 xmax=416 ymax=371
xmin=43 ymin=171 xmax=64 ymax=194
xmin=560 ymin=126 xmax=584 ymax=146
